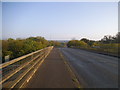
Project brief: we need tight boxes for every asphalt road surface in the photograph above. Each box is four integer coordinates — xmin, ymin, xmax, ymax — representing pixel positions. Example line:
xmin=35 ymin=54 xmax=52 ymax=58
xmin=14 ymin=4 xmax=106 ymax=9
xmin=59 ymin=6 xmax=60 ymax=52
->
xmin=25 ymin=48 xmax=76 ymax=88
xmin=59 ymin=47 xmax=118 ymax=88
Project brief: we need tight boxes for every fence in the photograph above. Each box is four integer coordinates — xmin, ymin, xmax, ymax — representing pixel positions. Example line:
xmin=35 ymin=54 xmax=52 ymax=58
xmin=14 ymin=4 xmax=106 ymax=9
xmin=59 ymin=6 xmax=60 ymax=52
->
xmin=0 ymin=46 xmax=53 ymax=88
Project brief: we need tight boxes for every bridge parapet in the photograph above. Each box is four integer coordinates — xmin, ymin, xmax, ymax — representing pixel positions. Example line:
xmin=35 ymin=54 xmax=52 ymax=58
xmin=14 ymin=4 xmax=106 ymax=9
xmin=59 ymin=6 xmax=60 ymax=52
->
xmin=0 ymin=46 xmax=53 ymax=88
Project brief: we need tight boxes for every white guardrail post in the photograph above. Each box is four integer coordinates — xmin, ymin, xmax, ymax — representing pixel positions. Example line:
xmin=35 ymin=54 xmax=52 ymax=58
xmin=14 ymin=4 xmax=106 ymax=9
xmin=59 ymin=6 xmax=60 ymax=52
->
xmin=0 ymin=46 xmax=53 ymax=88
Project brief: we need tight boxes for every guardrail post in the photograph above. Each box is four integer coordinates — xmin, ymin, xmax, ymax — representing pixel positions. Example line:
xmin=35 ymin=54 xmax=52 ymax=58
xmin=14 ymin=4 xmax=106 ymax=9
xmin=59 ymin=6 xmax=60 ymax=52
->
xmin=44 ymin=49 xmax=46 ymax=59
xmin=1 ymin=46 xmax=53 ymax=88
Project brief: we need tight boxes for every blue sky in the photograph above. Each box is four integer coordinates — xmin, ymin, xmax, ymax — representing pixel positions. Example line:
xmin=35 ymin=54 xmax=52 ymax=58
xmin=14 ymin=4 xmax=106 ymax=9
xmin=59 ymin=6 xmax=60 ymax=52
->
xmin=2 ymin=2 xmax=118 ymax=40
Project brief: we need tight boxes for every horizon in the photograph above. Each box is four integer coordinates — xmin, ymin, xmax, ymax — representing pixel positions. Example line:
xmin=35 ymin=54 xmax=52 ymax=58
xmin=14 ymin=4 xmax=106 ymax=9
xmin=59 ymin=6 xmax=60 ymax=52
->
xmin=2 ymin=31 xmax=118 ymax=41
xmin=2 ymin=2 xmax=118 ymax=40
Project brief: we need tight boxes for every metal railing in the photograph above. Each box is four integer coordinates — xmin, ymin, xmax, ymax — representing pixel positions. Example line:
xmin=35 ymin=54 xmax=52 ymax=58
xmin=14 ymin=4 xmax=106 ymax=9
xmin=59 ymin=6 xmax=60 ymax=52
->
xmin=0 ymin=46 xmax=53 ymax=88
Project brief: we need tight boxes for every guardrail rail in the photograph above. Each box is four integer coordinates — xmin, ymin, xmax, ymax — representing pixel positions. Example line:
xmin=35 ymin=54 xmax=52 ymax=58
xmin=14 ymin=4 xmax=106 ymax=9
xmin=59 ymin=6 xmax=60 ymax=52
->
xmin=0 ymin=46 xmax=53 ymax=88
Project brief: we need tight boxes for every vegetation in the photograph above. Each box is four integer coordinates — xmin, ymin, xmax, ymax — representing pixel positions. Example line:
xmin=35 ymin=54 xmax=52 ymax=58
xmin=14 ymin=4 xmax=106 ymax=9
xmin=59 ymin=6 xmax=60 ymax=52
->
xmin=2 ymin=36 xmax=67 ymax=63
xmin=2 ymin=36 xmax=49 ymax=63
xmin=2 ymin=32 xmax=119 ymax=63
xmin=67 ymin=32 xmax=120 ymax=56
xmin=49 ymin=41 xmax=66 ymax=47
xmin=67 ymin=40 xmax=88 ymax=48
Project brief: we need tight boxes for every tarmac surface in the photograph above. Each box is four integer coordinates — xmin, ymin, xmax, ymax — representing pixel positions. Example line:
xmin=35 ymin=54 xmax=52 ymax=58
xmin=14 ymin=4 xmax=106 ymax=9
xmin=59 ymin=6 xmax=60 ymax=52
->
xmin=59 ymin=47 xmax=118 ymax=88
xmin=25 ymin=47 xmax=118 ymax=88
xmin=25 ymin=48 xmax=76 ymax=88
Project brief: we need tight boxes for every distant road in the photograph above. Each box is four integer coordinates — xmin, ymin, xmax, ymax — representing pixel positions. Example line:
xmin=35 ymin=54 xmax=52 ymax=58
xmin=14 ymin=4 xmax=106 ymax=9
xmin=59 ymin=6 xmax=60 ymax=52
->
xmin=59 ymin=47 xmax=118 ymax=88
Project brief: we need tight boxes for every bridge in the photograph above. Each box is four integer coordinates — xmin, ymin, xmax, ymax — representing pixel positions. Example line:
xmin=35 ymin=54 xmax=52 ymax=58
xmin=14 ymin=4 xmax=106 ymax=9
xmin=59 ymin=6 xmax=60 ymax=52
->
xmin=0 ymin=46 xmax=118 ymax=88
xmin=1 ymin=46 xmax=54 ymax=88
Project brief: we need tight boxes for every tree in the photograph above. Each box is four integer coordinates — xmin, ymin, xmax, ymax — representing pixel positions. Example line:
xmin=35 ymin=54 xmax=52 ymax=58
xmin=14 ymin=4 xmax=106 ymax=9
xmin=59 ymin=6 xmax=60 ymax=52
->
xmin=100 ymin=32 xmax=120 ymax=43
xmin=115 ymin=32 xmax=120 ymax=43
xmin=101 ymin=35 xmax=113 ymax=44
xmin=67 ymin=40 xmax=88 ymax=48
xmin=81 ymin=38 xmax=89 ymax=43
xmin=80 ymin=38 xmax=95 ymax=46
xmin=2 ymin=36 xmax=49 ymax=63
xmin=48 ymin=41 xmax=62 ymax=47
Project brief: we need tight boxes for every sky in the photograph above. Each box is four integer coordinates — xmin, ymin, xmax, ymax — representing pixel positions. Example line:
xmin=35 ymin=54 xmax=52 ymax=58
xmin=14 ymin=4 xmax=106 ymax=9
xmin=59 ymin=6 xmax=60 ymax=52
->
xmin=2 ymin=2 xmax=118 ymax=40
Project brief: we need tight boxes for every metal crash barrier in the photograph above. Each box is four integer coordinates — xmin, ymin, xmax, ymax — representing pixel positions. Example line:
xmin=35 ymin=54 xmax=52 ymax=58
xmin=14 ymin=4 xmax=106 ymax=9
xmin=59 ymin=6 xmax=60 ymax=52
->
xmin=0 ymin=46 xmax=53 ymax=88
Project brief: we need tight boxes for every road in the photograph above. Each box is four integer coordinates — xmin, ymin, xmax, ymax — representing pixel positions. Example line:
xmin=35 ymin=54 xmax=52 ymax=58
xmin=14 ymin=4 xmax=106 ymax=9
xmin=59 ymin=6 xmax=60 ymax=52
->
xmin=25 ymin=48 xmax=78 ymax=88
xmin=59 ymin=47 xmax=118 ymax=88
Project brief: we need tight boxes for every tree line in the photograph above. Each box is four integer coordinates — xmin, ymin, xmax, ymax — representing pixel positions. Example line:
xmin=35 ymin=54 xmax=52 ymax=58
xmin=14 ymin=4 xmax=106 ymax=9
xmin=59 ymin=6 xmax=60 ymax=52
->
xmin=2 ymin=32 xmax=119 ymax=63
xmin=2 ymin=36 xmax=63 ymax=63
xmin=67 ymin=32 xmax=120 ymax=55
